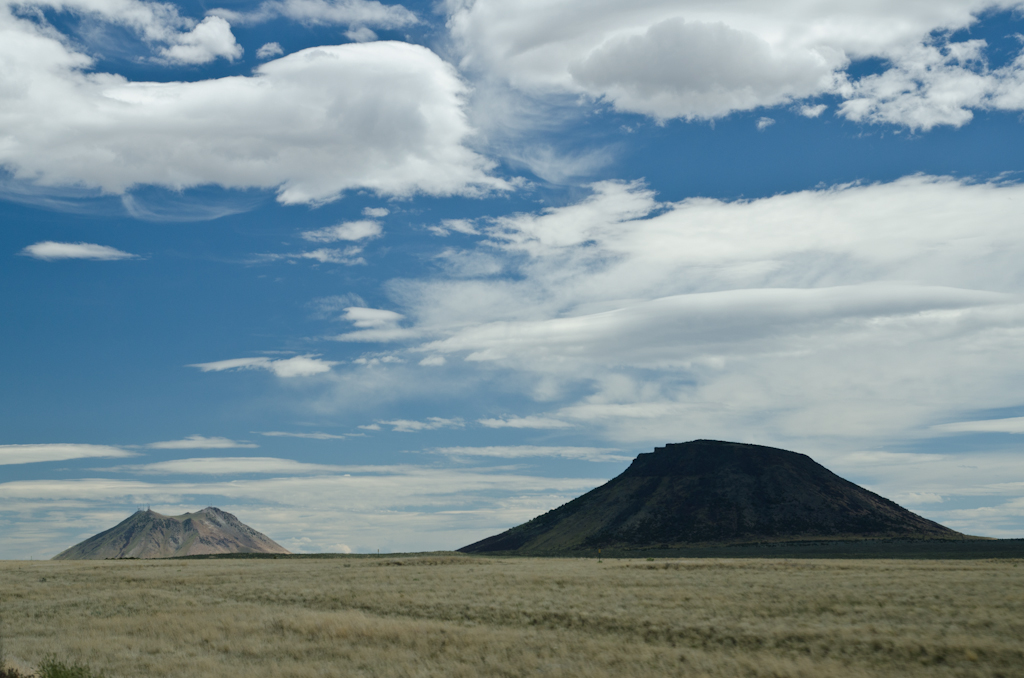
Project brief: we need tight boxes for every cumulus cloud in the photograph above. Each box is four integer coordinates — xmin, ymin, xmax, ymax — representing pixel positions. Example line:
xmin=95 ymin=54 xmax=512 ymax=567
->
xmin=433 ymin=446 xmax=630 ymax=462
xmin=447 ymin=0 xmax=1024 ymax=127
xmin=0 ymin=444 xmax=136 ymax=465
xmin=20 ymin=241 xmax=138 ymax=261
xmin=0 ymin=16 xmax=506 ymax=204
xmin=256 ymin=42 xmax=284 ymax=59
xmin=302 ymin=220 xmax=383 ymax=242
xmin=756 ymin=116 xmax=775 ymax=131
xmin=190 ymin=355 xmax=337 ymax=378
xmin=16 ymin=0 xmax=239 ymax=54
xmin=799 ymin=103 xmax=828 ymax=118
xmin=377 ymin=417 xmax=464 ymax=432
xmin=363 ymin=207 xmax=389 ymax=217
xmin=156 ymin=16 xmax=242 ymax=64
xmin=568 ymin=17 xmax=837 ymax=121
xmin=346 ymin=26 xmax=377 ymax=42
xmin=147 ymin=435 xmax=258 ymax=449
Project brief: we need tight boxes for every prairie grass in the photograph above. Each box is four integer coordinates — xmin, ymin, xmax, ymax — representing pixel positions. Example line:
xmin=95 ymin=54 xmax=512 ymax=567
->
xmin=1 ymin=555 xmax=1021 ymax=677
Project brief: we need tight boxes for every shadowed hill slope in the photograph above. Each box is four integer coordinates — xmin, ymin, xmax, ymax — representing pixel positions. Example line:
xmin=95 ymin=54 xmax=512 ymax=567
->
xmin=461 ymin=440 xmax=968 ymax=554
xmin=53 ymin=507 xmax=290 ymax=560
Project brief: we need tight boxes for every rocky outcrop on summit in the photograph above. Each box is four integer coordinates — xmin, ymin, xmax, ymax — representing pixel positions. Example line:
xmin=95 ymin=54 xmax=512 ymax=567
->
xmin=52 ymin=507 xmax=290 ymax=560
xmin=461 ymin=440 xmax=969 ymax=554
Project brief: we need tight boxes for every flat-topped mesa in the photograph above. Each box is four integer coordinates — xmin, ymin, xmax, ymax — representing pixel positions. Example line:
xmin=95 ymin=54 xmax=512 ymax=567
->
xmin=53 ymin=506 xmax=290 ymax=560
xmin=460 ymin=440 xmax=967 ymax=554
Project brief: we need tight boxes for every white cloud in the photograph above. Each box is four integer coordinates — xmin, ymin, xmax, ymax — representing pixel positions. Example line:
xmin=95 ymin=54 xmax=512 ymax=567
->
xmin=20 ymin=241 xmax=138 ymax=261
xmin=418 ymin=355 xmax=446 ymax=366
xmin=346 ymin=26 xmax=377 ymax=42
xmin=16 ymin=0 xmax=236 ymax=52
xmin=296 ymin=247 xmax=366 ymax=265
xmin=332 ymin=307 xmax=419 ymax=342
xmin=147 ymin=435 xmax=258 ymax=449
xmin=446 ymin=0 xmax=1024 ymax=127
xmin=212 ymin=0 xmax=417 ymax=29
xmin=302 ymin=220 xmax=383 ymax=242
xmin=334 ymin=175 xmax=1024 ymax=449
xmin=835 ymin=39 xmax=1024 ymax=130
xmin=120 ymin=456 xmax=346 ymax=474
xmin=433 ymin=446 xmax=630 ymax=462
xmin=257 ymin=431 xmax=349 ymax=439
xmin=363 ymin=207 xmax=389 ymax=217
xmin=157 ymin=16 xmax=242 ymax=64
xmin=0 ymin=444 xmax=136 ymax=466
xmin=799 ymin=103 xmax=828 ymax=118
xmin=0 ymin=17 xmax=507 ymax=204
xmin=478 ymin=416 xmax=574 ymax=429
xmin=378 ymin=417 xmax=464 ymax=432
xmin=931 ymin=416 xmax=1024 ymax=434
xmin=567 ymin=17 xmax=838 ymax=121
xmin=190 ymin=355 xmax=337 ymax=378
xmin=256 ymin=42 xmax=284 ymax=59
xmin=756 ymin=116 xmax=775 ymax=131
xmin=429 ymin=218 xmax=480 ymax=236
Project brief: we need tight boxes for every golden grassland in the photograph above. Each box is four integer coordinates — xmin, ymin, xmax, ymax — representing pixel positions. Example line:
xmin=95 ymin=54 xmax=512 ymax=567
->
xmin=1 ymin=555 xmax=1022 ymax=678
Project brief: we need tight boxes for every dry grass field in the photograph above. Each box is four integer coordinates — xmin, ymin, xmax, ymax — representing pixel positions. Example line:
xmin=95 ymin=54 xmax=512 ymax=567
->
xmin=1 ymin=555 xmax=1022 ymax=678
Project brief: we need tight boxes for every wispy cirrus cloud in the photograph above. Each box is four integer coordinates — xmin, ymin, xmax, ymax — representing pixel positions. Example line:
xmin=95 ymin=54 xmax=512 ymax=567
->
xmin=257 ymin=431 xmax=349 ymax=440
xmin=324 ymin=175 xmax=1024 ymax=450
xmin=377 ymin=417 xmax=464 ymax=432
xmin=147 ymin=435 xmax=258 ymax=449
xmin=302 ymin=220 xmax=382 ymax=242
xmin=20 ymin=241 xmax=138 ymax=261
xmin=190 ymin=355 xmax=337 ymax=378
xmin=254 ymin=247 xmax=367 ymax=265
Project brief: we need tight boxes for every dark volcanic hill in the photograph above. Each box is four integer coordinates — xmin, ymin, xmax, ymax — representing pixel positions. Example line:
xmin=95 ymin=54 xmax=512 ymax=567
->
xmin=461 ymin=440 xmax=967 ymax=554
xmin=53 ymin=507 xmax=291 ymax=560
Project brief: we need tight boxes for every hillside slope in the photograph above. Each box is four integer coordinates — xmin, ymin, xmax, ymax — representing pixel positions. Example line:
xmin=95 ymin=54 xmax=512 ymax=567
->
xmin=461 ymin=440 xmax=968 ymax=553
xmin=53 ymin=507 xmax=290 ymax=559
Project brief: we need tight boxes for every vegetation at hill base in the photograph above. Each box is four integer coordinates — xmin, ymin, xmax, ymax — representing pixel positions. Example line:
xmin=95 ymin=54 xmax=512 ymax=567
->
xmin=1 ymin=554 xmax=1022 ymax=677
xmin=1 ymin=656 xmax=105 ymax=678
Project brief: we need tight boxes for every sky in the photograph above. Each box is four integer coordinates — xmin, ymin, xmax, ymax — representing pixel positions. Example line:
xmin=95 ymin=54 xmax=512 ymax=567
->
xmin=3 ymin=0 xmax=1024 ymax=558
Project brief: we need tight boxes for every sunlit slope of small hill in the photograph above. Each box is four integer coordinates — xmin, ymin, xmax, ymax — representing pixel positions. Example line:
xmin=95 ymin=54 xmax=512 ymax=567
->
xmin=53 ymin=507 xmax=290 ymax=559
xmin=461 ymin=440 xmax=969 ymax=554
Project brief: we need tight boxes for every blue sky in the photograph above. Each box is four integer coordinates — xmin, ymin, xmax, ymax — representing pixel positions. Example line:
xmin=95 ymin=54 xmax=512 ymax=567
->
xmin=4 ymin=0 xmax=1024 ymax=558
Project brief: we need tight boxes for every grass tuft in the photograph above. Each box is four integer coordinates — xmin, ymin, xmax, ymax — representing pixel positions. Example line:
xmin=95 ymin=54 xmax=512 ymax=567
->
xmin=36 ymin=657 xmax=105 ymax=678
